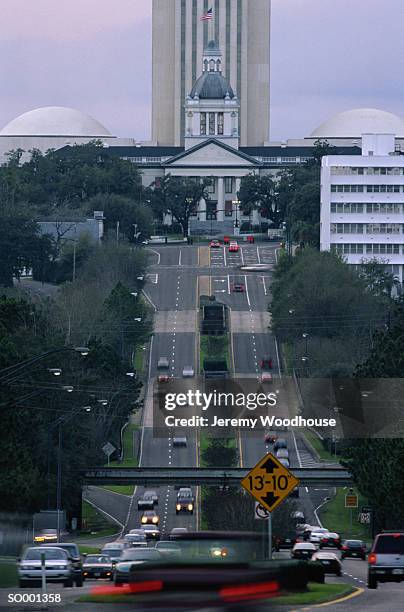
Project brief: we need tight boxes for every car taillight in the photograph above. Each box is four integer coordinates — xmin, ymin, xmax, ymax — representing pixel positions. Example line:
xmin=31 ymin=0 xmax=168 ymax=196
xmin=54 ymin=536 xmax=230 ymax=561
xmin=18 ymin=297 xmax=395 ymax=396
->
xmin=342 ymin=545 xmax=348 ymax=550
xmin=368 ymin=553 xmax=377 ymax=564
xmin=321 ymin=538 xmax=327 ymax=542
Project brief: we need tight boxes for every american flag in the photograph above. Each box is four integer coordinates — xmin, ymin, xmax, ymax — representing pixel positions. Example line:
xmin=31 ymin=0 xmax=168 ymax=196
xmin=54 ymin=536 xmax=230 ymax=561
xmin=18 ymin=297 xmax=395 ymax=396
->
xmin=200 ymin=7 xmax=213 ymax=20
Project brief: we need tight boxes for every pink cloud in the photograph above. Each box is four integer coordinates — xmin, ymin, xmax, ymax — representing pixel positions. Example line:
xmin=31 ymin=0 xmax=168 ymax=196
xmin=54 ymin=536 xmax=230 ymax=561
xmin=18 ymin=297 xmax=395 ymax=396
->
xmin=1 ymin=0 xmax=151 ymax=41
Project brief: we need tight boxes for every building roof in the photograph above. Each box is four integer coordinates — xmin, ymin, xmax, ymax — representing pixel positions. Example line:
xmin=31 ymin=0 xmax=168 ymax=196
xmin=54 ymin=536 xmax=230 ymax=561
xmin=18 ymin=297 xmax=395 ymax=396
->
xmin=310 ymin=108 xmax=404 ymax=139
xmin=0 ymin=106 xmax=112 ymax=137
xmin=164 ymin=138 xmax=260 ymax=166
xmin=241 ymin=146 xmax=362 ymax=157
xmin=190 ymin=72 xmax=234 ymax=100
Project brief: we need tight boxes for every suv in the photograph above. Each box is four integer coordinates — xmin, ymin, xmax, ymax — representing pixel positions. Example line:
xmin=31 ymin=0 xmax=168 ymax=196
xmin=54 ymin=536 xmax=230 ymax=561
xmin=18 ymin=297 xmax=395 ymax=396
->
xmin=176 ymin=488 xmax=194 ymax=515
xmin=368 ymin=532 xmax=404 ymax=589
xmin=41 ymin=542 xmax=83 ymax=586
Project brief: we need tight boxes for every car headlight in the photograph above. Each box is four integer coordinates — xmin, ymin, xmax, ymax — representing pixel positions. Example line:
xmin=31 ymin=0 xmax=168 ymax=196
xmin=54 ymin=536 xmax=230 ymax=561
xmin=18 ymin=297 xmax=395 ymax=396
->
xmin=176 ymin=504 xmax=181 ymax=511
xmin=188 ymin=504 xmax=193 ymax=511
xmin=141 ymin=517 xmax=147 ymax=524
xmin=152 ymin=517 xmax=158 ymax=524
xmin=54 ymin=565 xmax=68 ymax=570
xmin=20 ymin=565 xmax=34 ymax=570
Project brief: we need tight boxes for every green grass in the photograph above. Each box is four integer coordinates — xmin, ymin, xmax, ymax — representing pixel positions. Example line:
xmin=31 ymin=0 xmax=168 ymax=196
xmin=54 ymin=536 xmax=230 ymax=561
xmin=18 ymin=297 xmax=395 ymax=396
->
xmin=320 ymin=487 xmax=371 ymax=541
xmin=303 ymin=430 xmax=338 ymax=462
xmin=78 ymin=545 xmax=102 ymax=555
xmin=0 ymin=562 xmax=18 ymax=587
xmin=77 ymin=501 xmax=119 ymax=539
xmin=134 ymin=346 xmax=145 ymax=375
xmin=200 ymin=334 xmax=230 ymax=375
xmin=102 ymin=424 xmax=139 ymax=495
xmin=274 ymin=582 xmax=355 ymax=605
xmin=281 ymin=342 xmax=294 ymax=375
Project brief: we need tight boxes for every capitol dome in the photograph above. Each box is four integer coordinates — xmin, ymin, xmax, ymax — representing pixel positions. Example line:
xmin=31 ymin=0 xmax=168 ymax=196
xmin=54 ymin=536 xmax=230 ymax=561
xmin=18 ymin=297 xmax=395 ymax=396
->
xmin=310 ymin=108 xmax=404 ymax=139
xmin=0 ymin=106 xmax=112 ymax=137
xmin=190 ymin=72 xmax=235 ymax=100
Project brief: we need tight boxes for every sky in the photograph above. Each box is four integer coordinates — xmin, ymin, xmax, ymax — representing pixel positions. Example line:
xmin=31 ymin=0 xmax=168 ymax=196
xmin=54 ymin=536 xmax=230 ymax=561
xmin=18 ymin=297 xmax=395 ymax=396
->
xmin=0 ymin=0 xmax=403 ymax=141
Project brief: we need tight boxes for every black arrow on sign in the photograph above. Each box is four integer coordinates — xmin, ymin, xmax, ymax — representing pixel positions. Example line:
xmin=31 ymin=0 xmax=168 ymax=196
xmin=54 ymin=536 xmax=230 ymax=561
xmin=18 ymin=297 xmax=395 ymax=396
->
xmin=261 ymin=491 xmax=280 ymax=508
xmin=260 ymin=456 xmax=279 ymax=474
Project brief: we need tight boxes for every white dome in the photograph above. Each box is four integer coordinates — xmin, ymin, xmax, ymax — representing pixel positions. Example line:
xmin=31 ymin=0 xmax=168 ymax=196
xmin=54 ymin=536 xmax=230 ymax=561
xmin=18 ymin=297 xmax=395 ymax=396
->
xmin=310 ymin=108 xmax=404 ymax=138
xmin=0 ymin=106 xmax=112 ymax=137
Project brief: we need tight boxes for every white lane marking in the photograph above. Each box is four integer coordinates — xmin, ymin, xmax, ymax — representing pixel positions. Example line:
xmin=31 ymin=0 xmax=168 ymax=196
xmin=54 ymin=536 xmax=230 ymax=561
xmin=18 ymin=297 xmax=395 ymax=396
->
xmin=244 ymin=275 xmax=251 ymax=309
xmin=240 ymin=248 xmax=245 ymax=266
xmin=142 ymin=290 xmax=157 ymax=312
xmin=179 ymin=250 xmax=182 ymax=266
xmin=257 ymin=246 xmax=261 ymax=264
xmin=148 ymin=335 xmax=154 ymax=382
xmin=261 ymin=276 xmax=267 ymax=296
xmin=227 ymin=275 xmax=231 ymax=295
xmin=146 ymin=248 xmax=161 ymax=265
xmin=223 ymin=247 xmax=227 ymax=267
xmin=274 ymin=336 xmax=282 ymax=380
xmin=83 ymin=497 xmax=124 ymax=528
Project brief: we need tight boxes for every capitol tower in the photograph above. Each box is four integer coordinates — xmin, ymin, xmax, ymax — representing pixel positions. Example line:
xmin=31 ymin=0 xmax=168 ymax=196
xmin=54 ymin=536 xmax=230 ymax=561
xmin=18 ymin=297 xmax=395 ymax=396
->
xmin=152 ymin=0 xmax=271 ymax=147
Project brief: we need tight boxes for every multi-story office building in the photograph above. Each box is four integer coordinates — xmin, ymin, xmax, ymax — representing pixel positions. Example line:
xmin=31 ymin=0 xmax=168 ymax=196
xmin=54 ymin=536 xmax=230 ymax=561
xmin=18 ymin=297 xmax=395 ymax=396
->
xmin=320 ymin=134 xmax=404 ymax=282
xmin=152 ymin=0 xmax=271 ymax=146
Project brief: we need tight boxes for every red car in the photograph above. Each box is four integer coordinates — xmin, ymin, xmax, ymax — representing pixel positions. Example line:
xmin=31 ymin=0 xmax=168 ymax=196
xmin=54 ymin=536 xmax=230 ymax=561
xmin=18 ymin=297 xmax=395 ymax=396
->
xmin=231 ymin=283 xmax=245 ymax=293
xmin=223 ymin=236 xmax=231 ymax=245
xmin=157 ymin=374 xmax=169 ymax=383
xmin=229 ymin=241 xmax=239 ymax=253
xmin=264 ymin=432 xmax=277 ymax=444
xmin=210 ymin=239 xmax=221 ymax=248
xmin=260 ymin=357 xmax=273 ymax=370
xmin=261 ymin=372 xmax=273 ymax=383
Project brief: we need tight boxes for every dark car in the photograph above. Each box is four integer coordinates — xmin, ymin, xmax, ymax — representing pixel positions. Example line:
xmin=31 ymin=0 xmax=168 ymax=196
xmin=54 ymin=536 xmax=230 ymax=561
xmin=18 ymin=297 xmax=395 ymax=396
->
xmin=320 ymin=532 xmax=341 ymax=549
xmin=368 ymin=532 xmax=404 ymax=589
xmin=273 ymin=438 xmax=287 ymax=451
xmin=231 ymin=283 xmax=245 ymax=293
xmin=138 ymin=491 xmax=158 ymax=511
xmin=176 ymin=488 xmax=195 ymax=515
xmin=341 ymin=539 xmax=367 ymax=560
xmin=141 ymin=510 xmax=159 ymax=526
xmin=312 ymin=552 xmax=342 ymax=576
xmin=274 ymin=534 xmax=296 ymax=551
xmin=82 ymin=555 xmax=113 ymax=580
xmin=260 ymin=357 xmax=273 ymax=370
xmin=41 ymin=542 xmax=83 ymax=586
xmin=291 ymin=543 xmax=316 ymax=560
xmin=114 ymin=548 xmax=162 ymax=586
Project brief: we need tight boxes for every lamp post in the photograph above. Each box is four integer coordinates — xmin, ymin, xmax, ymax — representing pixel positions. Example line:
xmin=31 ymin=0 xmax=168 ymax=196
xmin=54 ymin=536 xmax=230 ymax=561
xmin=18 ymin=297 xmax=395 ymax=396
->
xmin=302 ymin=333 xmax=309 ymax=359
xmin=0 ymin=347 xmax=90 ymax=384
xmin=232 ymin=198 xmax=240 ymax=235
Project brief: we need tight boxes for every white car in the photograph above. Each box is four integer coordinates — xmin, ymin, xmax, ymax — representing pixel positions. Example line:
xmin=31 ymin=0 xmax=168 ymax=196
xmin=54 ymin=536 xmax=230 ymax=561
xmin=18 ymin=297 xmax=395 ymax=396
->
xmin=18 ymin=547 xmax=73 ymax=588
xmin=276 ymin=448 xmax=289 ymax=459
xmin=182 ymin=366 xmax=195 ymax=378
xmin=310 ymin=530 xmax=330 ymax=545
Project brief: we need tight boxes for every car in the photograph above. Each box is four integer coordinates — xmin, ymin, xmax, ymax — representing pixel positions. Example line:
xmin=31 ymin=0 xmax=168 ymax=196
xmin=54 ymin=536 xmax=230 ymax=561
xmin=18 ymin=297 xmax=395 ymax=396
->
xmin=273 ymin=438 xmax=287 ymax=451
xmin=123 ymin=532 xmax=147 ymax=548
xmin=33 ymin=529 xmax=58 ymax=544
xmin=223 ymin=236 xmax=231 ymax=245
xmin=155 ymin=541 xmax=182 ymax=558
xmin=41 ymin=542 xmax=83 ymax=586
xmin=210 ymin=239 xmax=221 ymax=248
xmin=291 ymin=542 xmax=317 ymax=560
xmin=260 ymin=357 xmax=273 ymax=370
xmin=320 ymin=532 xmax=341 ymax=549
xmin=141 ymin=510 xmax=159 ymax=525
xmin=182 ymin=365 xmax=195 ymax=378
xmin=368 ymin=531 xmax=404 ymax=589
xmin=264 ymin=432 xmax=277 ymax=444
xmin=292 ymin=511 xmax=306 ymax=523
xmin=141 ymin=525 xmax=161 ymax=540
xmin=261 ymin=373 xmax=273 ymax=384
xmin=312 ymin=552 xmax=342 ymax=576
xmin=157 ymin=374 xmax=169 ymax=383
xmin=240 ymin=264 xmax=272 ymax=272
xmin=176 ymin=487 xmax=195 ymax=515
xmin=341 ymin=539 xmax=367 ymax=560
xmin=231 ymin=283 xmax=245 ymax=293
xmin=274 ymin=535 xmax=296 ymax=551
xmin=138 ymin=491 xmax=158 ymax=511
xmin=18 ymin=546 xmax=73 ymax=588
xmin=82 ymin=555 xmax=113 ymax=580
xmin=157 ymin=357 xmax=169 ymax=369
xmin=278 ymin=458 xmax=290 ymax=468
xmin=228 ymin=241 xmax=239 ymax=253
xmin=170 ymin=527 xmax=188 ymax=537
xmin=310 ymin=529 xmax=330 ymax=545
xmin=276 ymin=448 xmax=289 ymax=459
xmin=101 ymin=542 xmax=126 ymax=562
xmin=114 ymin=548 xmax=162 ymax=585
xmin=173 ymin=435 xmax=187 ymax=447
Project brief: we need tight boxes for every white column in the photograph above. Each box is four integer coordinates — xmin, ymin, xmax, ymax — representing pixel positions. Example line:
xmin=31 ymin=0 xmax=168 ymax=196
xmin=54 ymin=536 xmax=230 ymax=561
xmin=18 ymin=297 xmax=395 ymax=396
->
xmin=252 ymin=209 xmax=260 ymax=226
xmin=217 ymin=177 xmax=225 ymax=222
xmin=199 ymin=198 xmax=207 ymax=222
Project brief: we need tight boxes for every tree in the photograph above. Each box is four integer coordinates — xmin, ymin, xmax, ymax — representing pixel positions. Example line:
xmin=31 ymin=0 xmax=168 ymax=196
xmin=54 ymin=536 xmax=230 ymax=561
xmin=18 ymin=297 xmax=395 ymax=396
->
xmin=86 ymin=194 xmax=153 ymax=243
xmin=201 ymin=439 xmax=238 ymax=467
xmin=148 ymin=175 xmax=211 ymax=236
xmin=0 ymin=206 xmax=53 ymax=287
xmin=238 ymin=174 xmax=285 ymax=227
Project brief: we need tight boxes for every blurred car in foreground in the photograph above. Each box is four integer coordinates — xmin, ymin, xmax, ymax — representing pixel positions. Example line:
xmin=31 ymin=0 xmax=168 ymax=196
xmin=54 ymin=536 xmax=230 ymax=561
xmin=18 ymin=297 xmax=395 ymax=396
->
xmin=170 ymin=527 xmax=188 ymax=538
xmin=176 ymin=488 xmax=194 ymax=514
xmin=114 ymin=548 xmax=163 ymax=586
xmin=368 ymin=531 xmax=404 ymax=589
xmin=341 ymin=539 xmax=367 ymax=560
xmin=42 ymin=542 xmax=83 ymax=586
xmin=320 ymin=532 xmax=341 ymax=549
xmin=82 ymin=555 xmax=113 ymax=580
xmin=291 ymin=543 xmax=317 ymax=560
xmin=312 ymin=552 xmax=342 ymax=576
xmin=18 ymin=547 xmax=73 ymax=588
xmin=155 ymin=541 xmax=182 ymax=558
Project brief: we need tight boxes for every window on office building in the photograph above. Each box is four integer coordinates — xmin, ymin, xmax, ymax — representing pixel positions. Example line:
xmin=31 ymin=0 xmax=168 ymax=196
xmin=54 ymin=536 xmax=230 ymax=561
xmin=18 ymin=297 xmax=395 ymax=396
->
xmin=366 ymin=223 xmax=401 ymax=234
xmin=225 ymin=201 xmax=233 ymax=217
xmin=331 ymin=203 xmax=365 ymax=213
xmin=207 ymin=178 xmax=216 ymax=194
xmin=200 ymin=113 xmax=207 ymax=135
xmin=331 ymin=223 xmax=364 ymax=234
xmin=365 ymin=244 xmax=400 ymax=255
xmin=366 ymin=203 xmax=401 ymax=213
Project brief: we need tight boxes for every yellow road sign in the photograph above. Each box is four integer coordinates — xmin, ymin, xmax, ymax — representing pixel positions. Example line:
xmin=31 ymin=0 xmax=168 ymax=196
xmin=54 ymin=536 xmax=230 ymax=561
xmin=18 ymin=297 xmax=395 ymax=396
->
xmin=241 ymin=453 xmax=299 ymax=512
xmin=345 ymin=494 xmax=358 ymax=508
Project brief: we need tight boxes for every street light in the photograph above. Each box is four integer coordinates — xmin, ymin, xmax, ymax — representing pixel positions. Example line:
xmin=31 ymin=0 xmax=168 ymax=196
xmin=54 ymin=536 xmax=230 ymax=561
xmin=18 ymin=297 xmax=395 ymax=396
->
xmin=74 ymin=347 xmax=90 ymax=356
xmin=131 ymin=292 xmax=138 ymax=297
xmin=134 ymin=318 xmax=142 ymax=322
xmin=302 ymin=333 xmax=309 ymax=358
xmin=48 ymin=368 xmax=62 ymax=376
xmin=97 ymin=399 xmax=108 ymax=406
xmin=62 ymin=386 xmax=74 ymax=393
xmin=232 ymin=198 xmax=240 ymax=231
